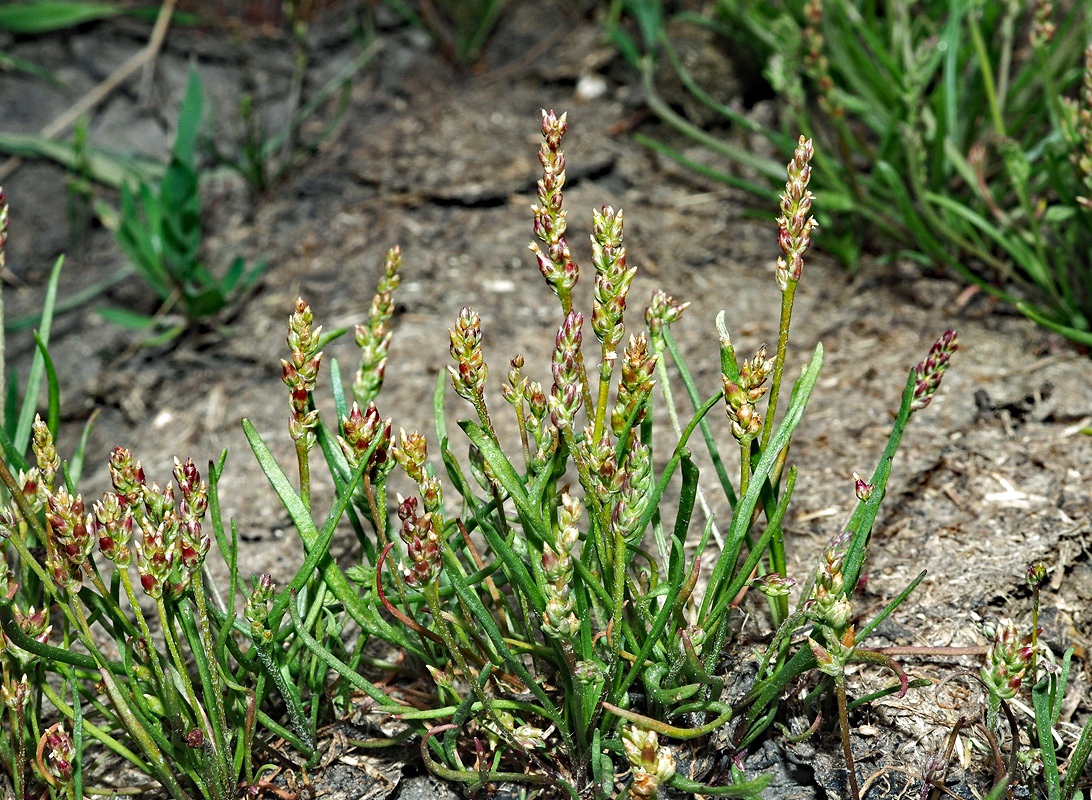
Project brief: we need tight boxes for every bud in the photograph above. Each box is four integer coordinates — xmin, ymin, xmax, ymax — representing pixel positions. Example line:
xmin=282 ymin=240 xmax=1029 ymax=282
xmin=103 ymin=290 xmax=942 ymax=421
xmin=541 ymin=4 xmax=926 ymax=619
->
xmin=644 ymin=290 xmax=689 ymax=339
xmin=622 ymin=725 xmax=675 ymax=798
xmin=752 ymin=573 xmax=795 ymax=598
xmin=853 ymin=472 xmax=874 ymax=501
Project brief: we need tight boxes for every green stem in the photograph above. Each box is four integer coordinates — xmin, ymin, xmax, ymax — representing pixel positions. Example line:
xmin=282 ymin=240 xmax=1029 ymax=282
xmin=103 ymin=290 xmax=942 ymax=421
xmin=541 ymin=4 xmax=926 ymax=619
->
xmin=968 ymin=13 xmax=1006 ymax=138
xmin=295 ymin=439 xmax=311 ymax=511
xmin=119 ymin=569 xmax=180 ymax=722
xmin=760 ymin=281 xmax=796 ymax=450
xmin=188 ymin=581 xmax=232 ymax=797
xmin=835 ymin=676 xmax=861 ymax=800
xmin=591 ymin=354 xmax=613 ymax=446
xmin=40 ymin=680 xmax=150 ymax=775
xmin=155 ymin=596 xmax=201 ymax=727
xmin=71 ymin=604 xmax=190 ymax=800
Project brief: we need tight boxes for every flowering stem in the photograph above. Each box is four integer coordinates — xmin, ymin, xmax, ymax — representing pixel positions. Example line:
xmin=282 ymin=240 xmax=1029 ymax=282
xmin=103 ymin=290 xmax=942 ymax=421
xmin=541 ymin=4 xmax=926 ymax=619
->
xmin=70 ymin=603 xmax=189 ymax=800
xmin=155 ymin=597 xmax=202 ymax=735
xmin=835 ymin=675 xmax=861 ymax=800
xmin=117 ymin=568 xmax=179 ymax=721
xmin=592 ymin=358 xmax=613 ymax=446
xmin=760 ymin=281 xmax=797 ymax=451
xmin=189 ymin=580 xmax=230 ymax=783
xmin=295 ymin=438 xmax=311 ymax=511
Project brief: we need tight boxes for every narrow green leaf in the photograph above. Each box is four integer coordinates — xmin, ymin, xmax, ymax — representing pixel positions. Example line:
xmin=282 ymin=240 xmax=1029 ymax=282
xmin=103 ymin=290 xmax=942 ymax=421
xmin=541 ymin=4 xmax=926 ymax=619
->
xmin=0 ymin=2 xmax=123 ymax=33
xmin=15 ymin=254 xmax=63 ymax=455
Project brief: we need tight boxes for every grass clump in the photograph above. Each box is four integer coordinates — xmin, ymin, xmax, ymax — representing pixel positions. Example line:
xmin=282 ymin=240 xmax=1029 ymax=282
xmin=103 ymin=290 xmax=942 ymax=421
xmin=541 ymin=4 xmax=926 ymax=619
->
xmin=615 ymin=0 xmax=1092 ymax=347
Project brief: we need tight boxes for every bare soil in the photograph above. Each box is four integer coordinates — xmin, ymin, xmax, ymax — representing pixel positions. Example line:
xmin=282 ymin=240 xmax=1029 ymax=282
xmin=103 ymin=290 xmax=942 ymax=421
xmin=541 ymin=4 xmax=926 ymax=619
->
xmin=0 ymin=2 xmax=1089 ymax=798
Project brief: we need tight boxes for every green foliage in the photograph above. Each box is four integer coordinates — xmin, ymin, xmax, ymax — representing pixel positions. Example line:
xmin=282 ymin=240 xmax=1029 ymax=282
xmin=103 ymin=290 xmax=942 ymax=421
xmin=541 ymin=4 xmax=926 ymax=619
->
xmin=616 ymin=0 xmax=1092 ymax=346
xmin=111 ymin=69 xmax=264 ymax=334
xmin=239 ymin=112 xmax=957 ymax=798
xmin=4 ymin=109 xmax=1085 ymax=800
xmin=382 ymin=0 xmax=506 ymax=66
xmin=0 ymin=1 xmax=123 ymax=34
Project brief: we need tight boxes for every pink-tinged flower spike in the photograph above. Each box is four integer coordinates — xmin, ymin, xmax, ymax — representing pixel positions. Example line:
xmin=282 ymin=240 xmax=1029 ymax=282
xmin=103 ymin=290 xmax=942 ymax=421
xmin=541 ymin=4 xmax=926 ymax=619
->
xmin=42 ymin=722 xmax=75 ymax=785
xmin=1029 ymin=0 xmax=1055 ymax=50
xmin=283 ymin=298 xmax=323 ymax=451
xmin=723 ymin=345 xmax=775 ymax=442
xmin=611 ymin=334 xmax=657 ymax=439
xmin=339 ymin=402 xmax=393 ymax=480
xmin=44 ymin=487 xmax=93 ymax=592
xmin=775 ymin=136 xmax=817 ymax=292
xmin=803 ymin=0 xmax=841 ymax=118
xmin=980 ymin=618 xmax=1034 ymax=701
xmin=549 ymin=311 xmax=584 ymax=431
xmin=396 ymin=495 xmax=442 ymax=588
xmin=93 ymin=492 xmax=133 ymax=568
xmin=448 ymin=307 xmax=495 ymax=432
xmin=591 ymin=206 xmax=636 ymax=355
xmin=31 ymin=416 xmax=59 ymax=494
xmin=109 ymin=446 xmax=146 ymax=509
xmin=911 ymin=330 xmax=958 ymax=412
xmin=7 ymin=605 xmax=51 ymax=667
xmin=644 ymin=290 xmax=689 ymax=341
xmin=174 ymin=458 xmax=210 ymax=574
xmin=392 ymin=429 xmax=443 ymax=515
xmin=244 ymin=574 xmax=275 ymax=645
xmin=354 ymin=245 xmax=403 ymax=408
xmin=529 ymin=110 xmax=579 ymax=308
xmin=135 ymin=516 xmax=176 ymax=599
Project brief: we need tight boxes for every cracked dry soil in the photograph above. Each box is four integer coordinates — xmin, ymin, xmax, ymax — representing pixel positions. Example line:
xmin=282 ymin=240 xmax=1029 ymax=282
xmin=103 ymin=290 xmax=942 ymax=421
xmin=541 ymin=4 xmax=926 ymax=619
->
xmin=1 ymin=1 xmax=1090 ymax=798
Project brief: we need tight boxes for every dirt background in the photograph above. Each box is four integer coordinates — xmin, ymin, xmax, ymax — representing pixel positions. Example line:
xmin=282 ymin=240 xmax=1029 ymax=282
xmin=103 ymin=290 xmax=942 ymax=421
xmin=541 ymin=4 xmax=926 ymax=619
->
xmin=0 ymin=1 xmax=1090 ymax=798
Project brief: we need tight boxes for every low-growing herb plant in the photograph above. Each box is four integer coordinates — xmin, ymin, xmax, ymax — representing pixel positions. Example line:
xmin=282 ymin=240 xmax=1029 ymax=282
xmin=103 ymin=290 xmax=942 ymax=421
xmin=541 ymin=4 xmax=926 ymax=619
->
xmin=108 ymin=68 xmax=265 ymax=339
xmin=0 ymin=192 xmax=306 ymax=800
xmin=613 ymin=0 xmax=1092 ymax=347
xmin=239 ymin=111 xmax=964 ymax=799
xmin=6 ymin=110 xmax=1083 ymax=800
